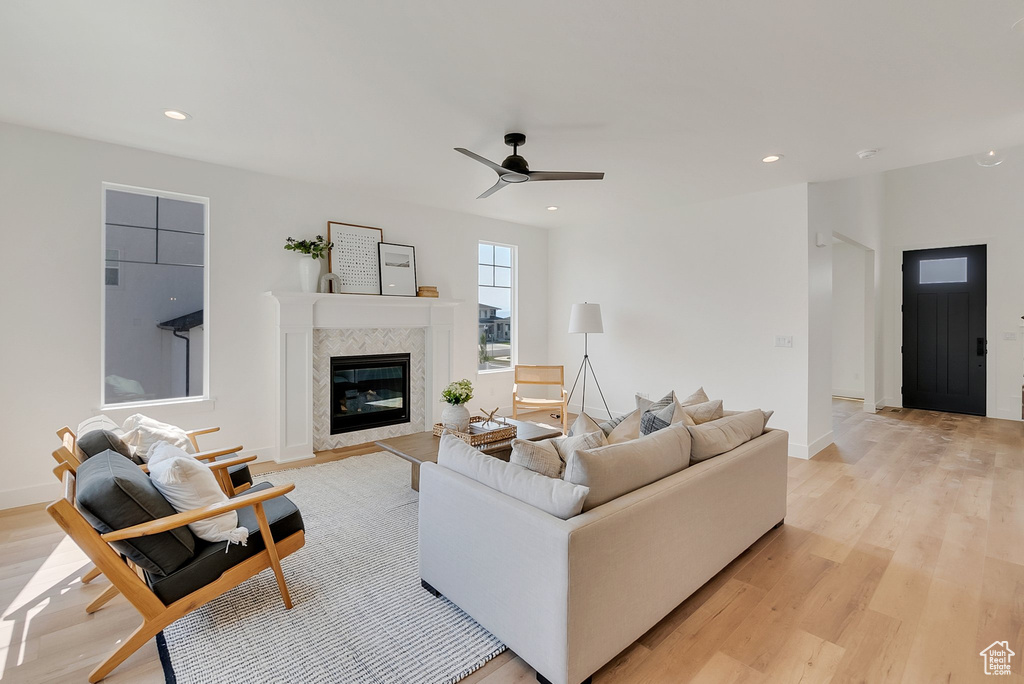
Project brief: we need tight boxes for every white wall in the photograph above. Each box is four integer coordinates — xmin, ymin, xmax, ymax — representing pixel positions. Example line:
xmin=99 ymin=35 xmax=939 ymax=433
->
xmin=547 ymin=183 xmax=814 ymax=457
xmin=882 ymin=151 xmax=1024 ymax=420
xmin=831 ymin=241 xmax=866 ymax=398
xmin=0 ymin=122 xmax=549 ymax=509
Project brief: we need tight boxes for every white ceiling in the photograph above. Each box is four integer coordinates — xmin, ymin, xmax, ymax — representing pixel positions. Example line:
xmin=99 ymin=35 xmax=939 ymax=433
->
xmin=2 ymin=1 xmax=1024 ymax=230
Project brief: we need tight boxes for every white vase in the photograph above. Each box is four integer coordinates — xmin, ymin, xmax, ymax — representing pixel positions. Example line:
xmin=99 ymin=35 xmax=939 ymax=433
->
xmin=441 ymin=403 xmax=471 ymax=432
xmin=299 ymin=258 xmax=321 ymax=293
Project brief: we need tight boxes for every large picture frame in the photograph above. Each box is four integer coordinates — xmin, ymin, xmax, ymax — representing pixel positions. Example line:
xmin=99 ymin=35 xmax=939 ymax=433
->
xmin=377 ymin=243 xmax=417 ymax=297
xmin=326 ymin=221 xmax=383 ymax=294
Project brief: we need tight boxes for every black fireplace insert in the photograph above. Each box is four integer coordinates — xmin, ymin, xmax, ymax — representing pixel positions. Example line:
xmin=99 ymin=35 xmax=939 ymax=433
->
xmin=330 ymin=353 xmax=411 ymax=435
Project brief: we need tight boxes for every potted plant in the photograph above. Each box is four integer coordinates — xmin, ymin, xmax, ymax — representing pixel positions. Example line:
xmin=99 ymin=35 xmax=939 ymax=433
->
xmin=440 ymin=379 xmax=474 ymax=432
xmin=284 ymin=235 xmax=333 ymax=293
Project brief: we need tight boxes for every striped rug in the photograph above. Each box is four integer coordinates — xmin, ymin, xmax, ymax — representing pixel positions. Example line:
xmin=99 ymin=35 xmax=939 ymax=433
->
xmin=159 ymin=452 xmax=505 ymax=683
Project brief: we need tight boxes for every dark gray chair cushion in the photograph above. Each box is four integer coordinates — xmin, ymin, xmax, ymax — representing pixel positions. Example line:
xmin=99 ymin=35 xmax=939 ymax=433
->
xmin=76 ymin=451 xmax=196 ymax=576
xmin=77 ymin=429 xmax=143 ymax=465
xmin=146 ymin=482 xmax=304 ymax=605
xmin=223 ymin=460 xmax=253 ymax=490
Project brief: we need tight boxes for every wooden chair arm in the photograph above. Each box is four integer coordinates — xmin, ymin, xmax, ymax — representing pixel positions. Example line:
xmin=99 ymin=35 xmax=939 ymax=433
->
xmin=191 ymin=445 xmax=244 ymax=462
xmin=186 ymin=427 xmax=220 ymax=438
xmin=206 ymin=454 xmax=257 ymax=471
xmin=101 ymin=484 xmax=296 ymax=542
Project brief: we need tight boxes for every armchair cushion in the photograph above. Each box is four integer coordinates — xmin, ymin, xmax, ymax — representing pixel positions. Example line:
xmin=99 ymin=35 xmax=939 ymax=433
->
xmin=76 ymin=451 xmax=196 ymax=576
xmin=226 ymin=461 xmax=254 ymax=490
xmin=77 ymin=429 xmax=142 ymax=465
xmin=145 ymin=482 xmax=304 ymax=604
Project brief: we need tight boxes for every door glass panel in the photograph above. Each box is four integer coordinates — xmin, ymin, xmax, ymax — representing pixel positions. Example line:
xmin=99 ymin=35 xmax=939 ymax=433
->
xmin=919 ymin=257 xmax=967 ymax=284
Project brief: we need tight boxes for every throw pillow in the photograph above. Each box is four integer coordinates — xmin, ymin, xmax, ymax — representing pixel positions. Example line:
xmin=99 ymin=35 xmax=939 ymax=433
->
xmin=679 ymin=399 xmax=725 ymax=425
xmin=568 ymin=412 xmax=602 ymax=437
xmin=722 ymin=408 xmax=774 ymax=427
xmin=677 ymin=387 xmax=711 ymax=407
xmin=639 ymin=391 xmax=678 ymax=436
xmin=635 ymin=391 xmax=675 ymax=413
xmin=564 ymin=422 xmax=692 ymax=511
xmin=550 ymin=430 xmax=607 ymax=474
xmin=76 ymin=429 xmax=141 ymax=464
xmin=603 ymin=409 xmax=642 ymax=443
xmin=121 ymin=414 xmax=197 ymax=462
xmin=147 ymin=442 xmax=249 ymax=544
xmin=510 ymin=439 xmax=562 ymax=479
xmin=437 ymin=434 xmax=589 ymax=519
xmin=75 ymin=451 xmax=196 ymax=576
xmin=686 ymin=410 xmax=767 ymax=463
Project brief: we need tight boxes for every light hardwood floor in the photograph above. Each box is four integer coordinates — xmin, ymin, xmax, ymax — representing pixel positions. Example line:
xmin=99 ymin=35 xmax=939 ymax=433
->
xmin=2 ymin=400 xmax=1022 ymax=683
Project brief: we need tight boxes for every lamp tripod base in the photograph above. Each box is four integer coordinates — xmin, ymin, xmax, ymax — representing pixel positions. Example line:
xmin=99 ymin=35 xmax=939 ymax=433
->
xmin=567 ymin=353 xmax=612 ymax=420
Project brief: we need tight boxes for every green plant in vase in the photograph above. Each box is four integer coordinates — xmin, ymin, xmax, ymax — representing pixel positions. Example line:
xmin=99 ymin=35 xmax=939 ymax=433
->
xmin=285 ymin=235 xmax=333 ymax=293
xmin=441 ymin=379 xmax=474 ymax=432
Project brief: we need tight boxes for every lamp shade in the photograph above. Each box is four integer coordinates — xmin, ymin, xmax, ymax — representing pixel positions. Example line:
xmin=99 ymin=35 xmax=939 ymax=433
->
xmin=568 ymin=302 xmax=604 ymax=334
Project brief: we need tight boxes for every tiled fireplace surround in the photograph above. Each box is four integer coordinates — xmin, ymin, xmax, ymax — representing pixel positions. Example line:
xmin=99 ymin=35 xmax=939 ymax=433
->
xmin=267 ymin=292 xmax=458 ymax=462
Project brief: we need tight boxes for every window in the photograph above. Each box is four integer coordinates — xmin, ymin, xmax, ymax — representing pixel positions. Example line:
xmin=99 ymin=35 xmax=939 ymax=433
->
xmin=102 ymin=185 xmax=208 ymax=406
xmin=478 ymin=241 xmax=515 ymax=371
xmin=919 ymin=257 xmax=968 ymax=284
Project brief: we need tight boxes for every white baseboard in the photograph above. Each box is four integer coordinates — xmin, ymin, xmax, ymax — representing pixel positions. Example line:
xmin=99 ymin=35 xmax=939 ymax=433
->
xmin=832 ymin=389 xmax=865 ymax=400
xmin=788 ymin=431 xmax=834 ymax=460
xmin=0 ymin=480 xmax=62 ymax=511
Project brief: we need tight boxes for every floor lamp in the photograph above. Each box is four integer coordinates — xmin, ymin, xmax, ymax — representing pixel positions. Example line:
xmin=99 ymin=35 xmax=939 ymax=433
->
xmin=566 ymin=302 xmax=612 ymax=419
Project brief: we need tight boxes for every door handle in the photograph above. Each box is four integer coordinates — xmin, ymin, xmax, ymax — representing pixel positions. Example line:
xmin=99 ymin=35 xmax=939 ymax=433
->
xmin=977 ymin=337 xmax=986 ymax=356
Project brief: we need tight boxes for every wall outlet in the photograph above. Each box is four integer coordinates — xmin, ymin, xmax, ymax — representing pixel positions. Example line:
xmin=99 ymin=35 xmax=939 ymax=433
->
xmin=1003 ymin=331 xmax=1018 ymax=341
xmin=774 ymin=335 xmax=794 ymax=348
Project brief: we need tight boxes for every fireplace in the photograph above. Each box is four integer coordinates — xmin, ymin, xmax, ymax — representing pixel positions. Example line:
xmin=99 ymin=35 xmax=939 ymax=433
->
xmin=330 ymin=353 xmax=411 ymax=435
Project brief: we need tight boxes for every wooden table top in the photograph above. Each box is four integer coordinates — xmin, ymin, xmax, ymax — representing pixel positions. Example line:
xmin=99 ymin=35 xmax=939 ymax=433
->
xmin=375 ymin=418 xmax=564 ymax=465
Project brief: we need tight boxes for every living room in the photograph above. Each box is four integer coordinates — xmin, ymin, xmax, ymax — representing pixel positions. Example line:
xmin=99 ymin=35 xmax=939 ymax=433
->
xmin=2 ymin=2 xmax=1023 ymax=683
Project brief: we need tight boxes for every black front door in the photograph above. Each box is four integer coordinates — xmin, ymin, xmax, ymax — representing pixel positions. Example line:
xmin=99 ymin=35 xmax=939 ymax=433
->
xmin=902 ymin=245 xmax=986 ymax=415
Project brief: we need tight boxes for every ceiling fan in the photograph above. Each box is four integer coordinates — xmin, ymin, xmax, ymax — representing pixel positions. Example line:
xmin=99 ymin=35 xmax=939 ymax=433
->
xmin=455 ymin=133 xmax=605 ymax=199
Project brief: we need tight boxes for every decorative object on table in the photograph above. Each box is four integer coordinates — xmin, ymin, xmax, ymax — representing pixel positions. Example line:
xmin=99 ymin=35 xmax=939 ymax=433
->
xmin=326 ymin=221 xmax=383 ymax=294
xmin=440 ymin=379 xmax=473 ymax=432
xmin=319 ymin=272 xmax=343 ymax=294
xmin=417 ymin=285 xmax=439 ymax=298
xmin=284 ymin=235 xmax=333 ymax=293
xmin=479 ymin=407 xmax=506 ymax=428
xmin=378 ymin=242 xmax=418 ymax=296
xmin=432 ymin=416 xmax=517 ymax=447
xmin=567 ymin=302 xmax=613 ymax=419
xmin=454 ymin=132 xmax=605 ymax=199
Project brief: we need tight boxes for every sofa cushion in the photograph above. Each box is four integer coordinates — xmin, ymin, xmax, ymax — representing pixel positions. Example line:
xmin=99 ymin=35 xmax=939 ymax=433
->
xmin=677 ymin=386 xmax=710 ymax=407
xmin=679 ymin=399 xmax=725 ymax=425
xmin=551 ymin=430 xmax=606 ymax=469
xmin=565 ymin=422 xmax=692 ymax=511
xmin=722 ymin=408 xmax=775 ymax=427
xmin=510 ymin=438 xmax=562 ymax=479
xmin=687 ymin=410 xmax=767 ymax=463
xmin=438 ymin=434 xmax=589 ymax=519
xmin=146 ymin=482 xmax=304 ymax=605
xmin=75 ymin=451 xmax=196 ymax=576
xmin=77 ymin=429 xmax=141 ymax=464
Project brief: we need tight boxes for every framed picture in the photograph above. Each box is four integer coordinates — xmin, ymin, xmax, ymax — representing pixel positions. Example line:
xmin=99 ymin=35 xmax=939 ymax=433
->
xmin=327 ymin=221 xmax=383 ymax=294
xmin=378 ymin=243 xmax=417 ymax=297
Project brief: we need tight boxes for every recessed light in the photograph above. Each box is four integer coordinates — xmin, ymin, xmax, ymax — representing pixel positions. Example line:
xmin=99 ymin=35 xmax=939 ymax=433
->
xmin=547 ymin=206 xmax=559 ymax=211
xmin=163 ymin=109 xmax=191 ymax=121
xmin=857 ymin=149 xmax=880 ymax=160
xmin=1013 ymin=16 xmax=1024 ymax=33
xmin=761 ymin=154 xmax=782 ymax=163
xmin=975 ymin=150 xmax=1005 ymax=167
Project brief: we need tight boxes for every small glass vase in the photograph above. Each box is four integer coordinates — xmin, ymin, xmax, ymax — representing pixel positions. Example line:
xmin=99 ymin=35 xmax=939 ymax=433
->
xmin=441 ymin=403 xmax=471 ymax=432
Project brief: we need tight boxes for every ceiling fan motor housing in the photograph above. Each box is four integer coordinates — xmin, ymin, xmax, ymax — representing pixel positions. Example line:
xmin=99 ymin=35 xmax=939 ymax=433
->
xmin=501 ymin=154 xmax=530 ymax=174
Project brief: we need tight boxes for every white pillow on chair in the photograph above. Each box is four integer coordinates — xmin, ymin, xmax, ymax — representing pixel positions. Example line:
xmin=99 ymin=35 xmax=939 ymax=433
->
xmin=121 ymin=414 xmax=197 ymax=462
xmin=147 ymin=441 xmax=248 ymax=545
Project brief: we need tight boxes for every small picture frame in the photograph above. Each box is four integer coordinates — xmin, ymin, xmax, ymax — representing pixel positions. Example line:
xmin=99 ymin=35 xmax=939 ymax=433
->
xmin=327 ymin=221 xmax=383 ymax=294
xmin=378 ymin=243 xmax=417 ymax=296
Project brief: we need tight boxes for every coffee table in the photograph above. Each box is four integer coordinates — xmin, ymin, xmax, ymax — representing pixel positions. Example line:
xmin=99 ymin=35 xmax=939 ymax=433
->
xmin=375 ymin=418 xmax=564 ymax=491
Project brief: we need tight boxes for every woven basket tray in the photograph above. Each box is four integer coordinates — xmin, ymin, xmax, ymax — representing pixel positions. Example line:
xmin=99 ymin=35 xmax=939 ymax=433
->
xmin=432 ymin=416 xmax=517 ymax=447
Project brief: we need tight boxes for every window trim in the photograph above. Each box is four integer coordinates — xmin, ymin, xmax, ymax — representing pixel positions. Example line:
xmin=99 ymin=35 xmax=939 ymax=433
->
xmin=477 ymin=240 xmax=517 ymax=375
xmin=100 ymin=182 xmax=211 ymax=409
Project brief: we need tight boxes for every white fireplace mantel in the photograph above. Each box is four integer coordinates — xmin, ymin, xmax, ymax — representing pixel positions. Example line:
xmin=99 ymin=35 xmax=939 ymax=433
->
xmin=266 ymin=291 xmax=460 ymax=462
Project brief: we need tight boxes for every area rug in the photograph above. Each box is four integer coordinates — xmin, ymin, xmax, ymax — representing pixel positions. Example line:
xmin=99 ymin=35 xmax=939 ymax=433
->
xmin=158 ymin=452 xmax=505 ymax=683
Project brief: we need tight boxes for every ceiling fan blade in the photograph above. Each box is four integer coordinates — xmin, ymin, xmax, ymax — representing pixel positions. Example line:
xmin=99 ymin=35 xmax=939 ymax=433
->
xmin=527 ymin=171 xmax=605 ymax=181
xmin=455 ymin=148 xmax=509 ymax=176
xmin=477 ymin=179 xmax=509 ymax=199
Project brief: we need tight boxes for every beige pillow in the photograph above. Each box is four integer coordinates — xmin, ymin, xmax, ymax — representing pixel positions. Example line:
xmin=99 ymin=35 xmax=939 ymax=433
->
xmin=569 ymin=412 xmax=602 ymax=436
xmin=551 ymin=430 xmax=607 ymax=473
xmin=606 ymin=409 xmax=641 ymax=443
xmin=722 ymin=408 xmax=774 ymax=427
xmin=564 ymin=422 xmax=692 ymax=511
xmin=679 ymin=399 xmax=724 ymax=425
xmin=686 ymin=410 xmax=766 ymax=463
xmin=677 ymin=387 xmax=710 ymax=407
xmin=571 ymin=412 xmax=639 ymax=444
xmin=438 ymin=435 xmax=589 ymax=519
xmin=510 ymin=439 xmax=562 ymax=479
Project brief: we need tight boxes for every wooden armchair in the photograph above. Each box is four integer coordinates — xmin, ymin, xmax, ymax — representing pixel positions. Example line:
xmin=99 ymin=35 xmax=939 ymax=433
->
xmin=47 ymin=454 xmax=304 ymax=682
xmin=511 ymin=365 xmax=569 ymax=434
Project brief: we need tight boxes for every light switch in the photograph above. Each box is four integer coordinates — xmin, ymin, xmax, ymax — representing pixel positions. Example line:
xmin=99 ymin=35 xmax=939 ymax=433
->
xmin=775 ymin=336 xmax=794 ymax=348
xmin=1003 ymin=331 xmax=1018 ymax=341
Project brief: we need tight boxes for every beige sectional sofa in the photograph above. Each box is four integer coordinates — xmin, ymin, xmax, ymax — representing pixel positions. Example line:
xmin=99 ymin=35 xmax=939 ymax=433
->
xmin=418 ymin=425 xmax=789 ymax=684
